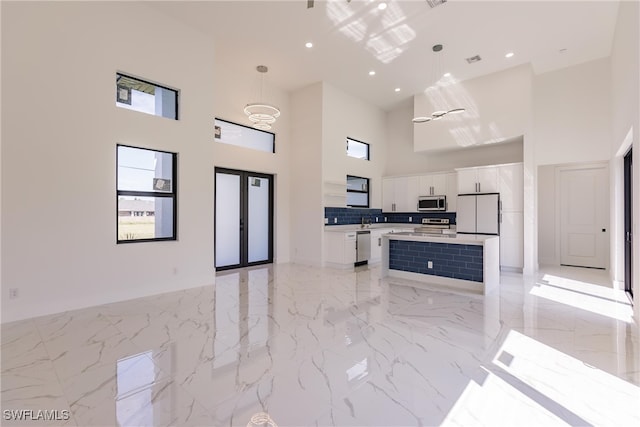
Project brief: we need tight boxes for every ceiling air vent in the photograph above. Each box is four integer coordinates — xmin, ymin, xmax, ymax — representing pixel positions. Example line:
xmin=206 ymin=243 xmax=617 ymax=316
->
xmin=426 ymin=0 xmax=447 ymax=8
xmin=465 ymin=55 xmax=482 ymax=64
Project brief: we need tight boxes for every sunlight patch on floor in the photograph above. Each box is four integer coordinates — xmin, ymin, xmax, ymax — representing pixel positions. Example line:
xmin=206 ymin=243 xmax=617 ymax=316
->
xmin=531 ymin=274 xmax=633 ymax=322
xmin=443 ymin=329 xmax=640 ymax=426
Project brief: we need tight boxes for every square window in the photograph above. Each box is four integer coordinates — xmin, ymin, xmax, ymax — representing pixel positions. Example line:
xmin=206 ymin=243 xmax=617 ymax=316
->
xmin=117 ymin=145 xmax=177 ymax=243
xmin=347 ymin=175 xmax=369 ymax=207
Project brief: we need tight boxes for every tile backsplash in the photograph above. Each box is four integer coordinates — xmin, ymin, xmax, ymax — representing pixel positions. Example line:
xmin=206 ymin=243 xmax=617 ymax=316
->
xmin=324 ymin=208 xmax=456 ymax=226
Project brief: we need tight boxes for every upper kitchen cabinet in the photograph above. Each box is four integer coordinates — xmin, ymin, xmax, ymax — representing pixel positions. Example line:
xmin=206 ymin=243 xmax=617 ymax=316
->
xmin=418 ymin=172 xmax=457 ymax=212
xmin=418 ymin=173 xmax=447 ymax=196
xmin=382 ymin=176 xmax=419 ymax=212
xmin=457 ymin=166 xmax=498 ymax=194
xmin=498 ymin=163 xmax=524 ymax=212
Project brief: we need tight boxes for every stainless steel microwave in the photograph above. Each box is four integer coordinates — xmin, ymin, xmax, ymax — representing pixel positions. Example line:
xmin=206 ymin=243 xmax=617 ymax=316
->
xmin=418 ymin=195 xmax=446 ymax=211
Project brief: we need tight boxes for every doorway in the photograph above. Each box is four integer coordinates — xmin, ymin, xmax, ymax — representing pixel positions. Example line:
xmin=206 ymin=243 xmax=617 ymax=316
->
xmin=215 ymin=168 xmax=274 ymax=270
xmin=624 ymin=148 xmax=633 ymax=298
xmin=558 ymin=164 xmax=608 ymax=269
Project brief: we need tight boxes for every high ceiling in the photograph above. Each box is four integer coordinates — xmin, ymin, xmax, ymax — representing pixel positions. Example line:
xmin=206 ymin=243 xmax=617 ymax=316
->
xmin=149 ymin=0 xmax=620 ymax=111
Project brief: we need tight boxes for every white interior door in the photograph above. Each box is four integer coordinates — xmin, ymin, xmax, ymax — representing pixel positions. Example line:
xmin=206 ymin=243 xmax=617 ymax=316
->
xmin=559 ymin=166 xmax=608 ymax=268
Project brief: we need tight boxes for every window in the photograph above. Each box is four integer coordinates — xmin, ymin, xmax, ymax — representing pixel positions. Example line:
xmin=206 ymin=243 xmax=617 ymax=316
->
xmin=347 ymin=175 xmax=369 ymax=207
xmin=116 ymin=73 xmax=178 ymax=120
xmin=214 ymin=118 xmax=275 ymax=153
xmin=347 ymin=137 xmax=370 ymax=160
xmin=117 ymin=145 xmax=177 ymax=243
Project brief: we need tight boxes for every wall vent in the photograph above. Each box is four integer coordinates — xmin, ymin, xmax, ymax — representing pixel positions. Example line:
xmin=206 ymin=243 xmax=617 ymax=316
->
xmin=426 ymin=0 xmax=447 ymax=8
xmin=465 ymin=55 xmax=482 ymax=64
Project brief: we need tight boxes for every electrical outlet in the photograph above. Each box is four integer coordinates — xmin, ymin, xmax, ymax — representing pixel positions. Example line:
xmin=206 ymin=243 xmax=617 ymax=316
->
xmin=9 ymin=288 xmax=18 ymax=299
xmin=427 ymin=261 xmax=433 ymax=269
xmin=324 ymin=218 xmax=328 ymax=224
xmin=384 ymin=217 xmax=387 ymax=222
xmin=375 ymin=217 xmax=379 ymax=222
xmin=334 ymin=218 xmax=338 ymax=224
xmin=409 ymin=216 xmax=413 ymax=222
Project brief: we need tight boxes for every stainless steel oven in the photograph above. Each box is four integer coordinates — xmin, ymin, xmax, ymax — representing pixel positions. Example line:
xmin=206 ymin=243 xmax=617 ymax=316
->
xmin=418 ymin=195 xmax=446 ymax=211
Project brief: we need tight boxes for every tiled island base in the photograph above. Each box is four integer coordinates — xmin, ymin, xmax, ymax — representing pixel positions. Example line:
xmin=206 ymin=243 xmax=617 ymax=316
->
xmin=382 ymin=233 xmax=500 ymax=294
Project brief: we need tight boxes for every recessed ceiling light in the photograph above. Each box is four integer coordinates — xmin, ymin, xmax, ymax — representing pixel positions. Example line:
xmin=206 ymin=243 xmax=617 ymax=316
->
xmin=395 ymin=88 xmax=401 ymax=92
xmin=443 ymin=72 xmax=451 ymax=77
xmin=305 ymin=42 xmax=313 ymax=48
xmin=378 ymin=2 xmax=387 ymax=10
xmin=369 ymin=70 xmax=376 ymax=76
xmin=505 ymin=52 xmax=514 ymax=58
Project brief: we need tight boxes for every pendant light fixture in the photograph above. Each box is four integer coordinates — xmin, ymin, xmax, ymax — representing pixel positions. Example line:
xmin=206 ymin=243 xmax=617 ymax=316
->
xmin=412 ymin=44 xmax=465 ymax=124
xmin=244 ymin=65 xmax=281 ymax=131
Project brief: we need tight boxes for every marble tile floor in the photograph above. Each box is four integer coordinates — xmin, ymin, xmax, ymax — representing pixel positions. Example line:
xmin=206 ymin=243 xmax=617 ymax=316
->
xmin=1 ymin=263 xmax=639 ymax=427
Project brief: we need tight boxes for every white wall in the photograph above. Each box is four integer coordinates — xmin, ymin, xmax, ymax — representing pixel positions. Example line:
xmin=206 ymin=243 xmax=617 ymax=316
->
xmin=537 ymin=165 xmax=556 ymax=265
xmin=534 ymin=58 xmax=612 ymax=166
xmin=609 ymin=0 xmax=639 ymax=322
xmin=413 ymin=64 xmax=532 ymax=152
xmin=212 ymin=53 xmax=291 ymax=265
xmin=1 ymin=2 xmax=217 ymax=322
xmin=385 ymin=102 xmax=523 ymax=176
xmin=290 ymin=83 xmax=324 ymax=266
xmin=322 ymin=82 xmax=387 ymax=208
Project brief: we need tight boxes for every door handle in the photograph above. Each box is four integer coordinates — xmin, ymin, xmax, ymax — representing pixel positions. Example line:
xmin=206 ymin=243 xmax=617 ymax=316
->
xmin=378 ymin=237 xmax=381 ymax=246
xmin=627 ymin=231 xmax=632 ymax=242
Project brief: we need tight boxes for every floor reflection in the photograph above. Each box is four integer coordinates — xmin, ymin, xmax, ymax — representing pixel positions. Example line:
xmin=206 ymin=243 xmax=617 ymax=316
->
xmin=1 ymin=264 xmax=638 ymax=426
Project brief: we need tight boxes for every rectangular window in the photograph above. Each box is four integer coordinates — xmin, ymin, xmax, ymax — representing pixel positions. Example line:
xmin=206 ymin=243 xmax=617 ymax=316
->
xmin=214 ymin=118 xmax=275 ymax=153
xmin=347 ymin=137 xmax=370 ymax=160
xmin=347 ymin=175 xmax=369 ymax=208
xmin=116 ymin=73 xmax=178 ymax=120
xmin=117 ymin=145 xmax=177 ymax=243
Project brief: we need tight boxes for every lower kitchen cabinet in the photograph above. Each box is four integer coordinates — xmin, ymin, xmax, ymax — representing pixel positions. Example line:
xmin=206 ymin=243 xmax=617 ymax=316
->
xmin=370 ymin=229 xmax=390 ymax=263
xmin=500 ymin=211 xmax=523 ymax=271
xmin=324 ymin=231 xmax=357 ymax=268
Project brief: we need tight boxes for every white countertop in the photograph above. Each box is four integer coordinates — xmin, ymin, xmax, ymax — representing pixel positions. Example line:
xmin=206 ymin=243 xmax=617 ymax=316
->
xmin=324 ymin=223 xmax=417 ymax=232
xmin=385 ymin=232 xmax=498 ymax=246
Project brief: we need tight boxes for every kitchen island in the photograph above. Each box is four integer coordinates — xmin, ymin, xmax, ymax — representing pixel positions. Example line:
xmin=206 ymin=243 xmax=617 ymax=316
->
xmin=381 ymin=232 xmax=500 ymax=295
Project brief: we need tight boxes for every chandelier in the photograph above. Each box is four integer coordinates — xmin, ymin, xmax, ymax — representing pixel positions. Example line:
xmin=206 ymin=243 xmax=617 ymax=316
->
xmin=244 ymin=65 xmax=280 ymax=131
xmin=412 ymin=44 xmax=465 ymax=124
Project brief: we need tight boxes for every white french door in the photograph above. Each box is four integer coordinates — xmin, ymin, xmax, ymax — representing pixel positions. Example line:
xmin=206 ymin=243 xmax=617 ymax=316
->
xmin=215 ymin=168 xmax=273 ymax=270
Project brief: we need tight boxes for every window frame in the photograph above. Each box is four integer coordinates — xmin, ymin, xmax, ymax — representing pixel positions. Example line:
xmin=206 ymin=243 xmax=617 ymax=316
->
xmin=346 ymin=137 xmax=370 ymax=161
xmin=214 ymin=117 xmax=276 ymax=154
xmin=346 ymin=175 xmax=370 ymax=208
xmin=116 ymin=72 xmax=179 ymax=120
xmin=116 ymin=144 xmax=178 ymax=244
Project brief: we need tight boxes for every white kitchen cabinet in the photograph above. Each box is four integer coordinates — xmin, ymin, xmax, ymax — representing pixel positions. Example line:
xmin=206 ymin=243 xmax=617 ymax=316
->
xmin=382 ymin=176 xmax=419 ymax=212
xmin=418 ymin=173 xmax=447 ymax=196
xmin=498 ymin=163 xmax=524 ymax=212
xmin=324 ymin=231 xmax=357 ymax=268
xmin=445 ymin=172 xmax=458 ymax=212
xmin=413 ymin=172 xmax=457 ymax=212
xmin=382 ymin=178 xmax=395 ymax=212
xmin=370 ymin=228 xmax=392 ymax=263
xmin=457 ymin=166 xmax=498 ymax=194
xmin=500 ymin=211 xmax=524 ymax=270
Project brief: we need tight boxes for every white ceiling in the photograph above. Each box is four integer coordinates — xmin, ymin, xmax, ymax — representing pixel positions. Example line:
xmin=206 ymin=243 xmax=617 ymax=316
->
xmin=150 ymin=0 xmax=620 ymax=111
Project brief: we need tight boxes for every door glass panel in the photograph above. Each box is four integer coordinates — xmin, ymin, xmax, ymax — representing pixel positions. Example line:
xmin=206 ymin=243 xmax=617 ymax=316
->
xmin=215 ymin=173 xmax=241 ymax=268
xmin=247 ymin=176 xmax=270 ymax=263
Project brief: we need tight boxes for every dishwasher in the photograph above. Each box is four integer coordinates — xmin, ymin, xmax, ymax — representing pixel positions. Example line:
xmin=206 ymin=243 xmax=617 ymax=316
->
xmin=355 ymin=230 xmax=371 ymax=266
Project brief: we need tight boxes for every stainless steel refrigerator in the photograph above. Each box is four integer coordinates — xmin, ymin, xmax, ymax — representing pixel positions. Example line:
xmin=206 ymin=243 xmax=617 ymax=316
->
xmin=456 ymin=193 xmax=500 ymax=235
